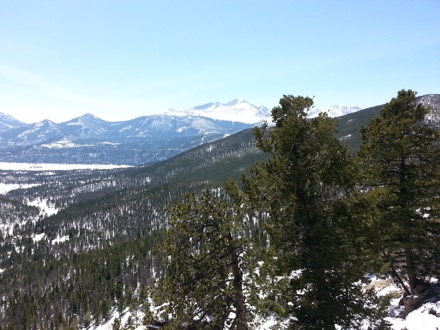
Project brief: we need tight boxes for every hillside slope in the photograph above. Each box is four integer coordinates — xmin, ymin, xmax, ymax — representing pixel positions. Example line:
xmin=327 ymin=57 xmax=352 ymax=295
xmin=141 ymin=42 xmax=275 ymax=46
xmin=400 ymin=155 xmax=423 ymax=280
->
xmin=0 ymin=94 xmax=439 ymax=329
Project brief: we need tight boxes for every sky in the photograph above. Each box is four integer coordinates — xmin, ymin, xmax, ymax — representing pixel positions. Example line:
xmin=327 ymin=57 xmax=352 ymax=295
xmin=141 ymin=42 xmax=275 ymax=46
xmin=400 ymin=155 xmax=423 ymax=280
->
xmin=0 ymin=0 xmax=439 ymax=124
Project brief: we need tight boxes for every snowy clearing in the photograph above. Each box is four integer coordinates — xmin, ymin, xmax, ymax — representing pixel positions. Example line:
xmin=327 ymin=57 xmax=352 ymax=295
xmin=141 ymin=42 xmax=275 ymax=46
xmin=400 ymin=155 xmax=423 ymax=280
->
xmin=27 ymin=198 xmax=59 ymax=216
xmin=52 ymin=235 xmax=70 ymax=245
xmin=0 ymin=183 xmax=40 ymax=195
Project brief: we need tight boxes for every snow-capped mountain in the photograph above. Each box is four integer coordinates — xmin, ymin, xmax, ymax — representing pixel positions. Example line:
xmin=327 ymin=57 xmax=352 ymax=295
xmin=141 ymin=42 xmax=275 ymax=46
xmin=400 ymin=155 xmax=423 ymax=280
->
xmin=0 ymin=109 xmax=254 ymax=165
xmin=1 ymin=96 xmax=438 ymax=165
xmin=307 ymin=105 xmax=362 ymax=118
xmin=165 ymin=98 xmax=271 ymax=124
xmin=0 ymin=112 xmax=25 ymax=131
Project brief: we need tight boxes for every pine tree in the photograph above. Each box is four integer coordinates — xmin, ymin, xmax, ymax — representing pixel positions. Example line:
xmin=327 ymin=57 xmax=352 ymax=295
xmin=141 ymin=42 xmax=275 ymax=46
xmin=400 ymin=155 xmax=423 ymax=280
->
xmin=357 ymin=89 xmax=440 ymax=294
xmin=156 ymin=181 xmax=250 ymax=329
xmin=243 ymin=95 xmax=378 ymax=329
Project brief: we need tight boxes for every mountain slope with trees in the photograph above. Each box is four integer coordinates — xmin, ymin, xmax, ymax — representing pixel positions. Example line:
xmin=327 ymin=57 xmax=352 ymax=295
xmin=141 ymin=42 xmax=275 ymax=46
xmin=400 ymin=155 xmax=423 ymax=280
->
xmin=0 ymin=91 xmax=439 ymax=329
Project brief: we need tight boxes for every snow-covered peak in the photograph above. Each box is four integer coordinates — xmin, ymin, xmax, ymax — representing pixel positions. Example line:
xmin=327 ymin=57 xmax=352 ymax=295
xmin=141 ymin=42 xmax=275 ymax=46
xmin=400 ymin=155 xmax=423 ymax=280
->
xmin=80 ymin=113 xmax=100 ymax=120
xmin=35 ymin=119 xmax=56 ymax=127
xmin=225 ymin=98 xmax=246 ymax=106
xmin=165 ymin=99 xmax=271 ymax=124
xmin=0 ymin=112 xmax=24 ymax=129
xmin=64 ymin=113 xmax=107 ymax=127
xmin=192 ymin=102 xmax=222 ymax=111
xmin=307 ymin=105 xmax=362 ymax=118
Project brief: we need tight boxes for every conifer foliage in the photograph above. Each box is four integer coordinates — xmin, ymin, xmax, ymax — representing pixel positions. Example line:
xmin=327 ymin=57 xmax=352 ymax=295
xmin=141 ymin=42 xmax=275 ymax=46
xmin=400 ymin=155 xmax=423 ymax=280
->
xmin=243 ymin=95 xmax=377 ymax=329
xmin=357 ymin=89 xmax=440 ymax=294
xmin=157 ymin=182 xmax=249 ymax=329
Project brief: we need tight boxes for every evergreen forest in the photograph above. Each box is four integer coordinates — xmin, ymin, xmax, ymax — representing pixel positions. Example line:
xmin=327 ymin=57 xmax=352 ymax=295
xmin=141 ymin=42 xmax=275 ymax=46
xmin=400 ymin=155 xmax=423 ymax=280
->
xmin=0 ymin=90 xmax=439 ymax=329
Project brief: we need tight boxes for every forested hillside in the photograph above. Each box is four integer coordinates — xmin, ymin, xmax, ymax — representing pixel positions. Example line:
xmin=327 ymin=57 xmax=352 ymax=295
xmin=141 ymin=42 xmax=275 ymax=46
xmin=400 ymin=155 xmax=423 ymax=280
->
xmin=0 ymin=92 xmax=439 ymax=329
xmin=0 ymin=126 xmax=268 ymax=329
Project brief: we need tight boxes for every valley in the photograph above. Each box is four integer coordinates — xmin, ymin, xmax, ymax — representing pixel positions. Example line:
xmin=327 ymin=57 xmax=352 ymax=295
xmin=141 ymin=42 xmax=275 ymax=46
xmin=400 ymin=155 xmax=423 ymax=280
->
xmin=0 ymin=93 xmax=439 ymax=329
xmin=0 ymin=126 xmax=265 ymax=329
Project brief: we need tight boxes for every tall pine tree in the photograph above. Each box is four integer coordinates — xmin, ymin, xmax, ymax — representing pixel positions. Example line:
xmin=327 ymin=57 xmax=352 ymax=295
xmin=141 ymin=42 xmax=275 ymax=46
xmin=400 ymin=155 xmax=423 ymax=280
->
xmin=243 ymin=95 xmax=378 ymax=329
xmin=357 ymin=89 xmax=440 ymax=294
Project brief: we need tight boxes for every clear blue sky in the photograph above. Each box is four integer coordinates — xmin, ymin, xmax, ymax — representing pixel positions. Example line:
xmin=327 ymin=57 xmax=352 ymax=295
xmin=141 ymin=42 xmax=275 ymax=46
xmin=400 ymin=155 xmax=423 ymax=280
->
xmin=1 ymin=0 xmax=439 ymax=123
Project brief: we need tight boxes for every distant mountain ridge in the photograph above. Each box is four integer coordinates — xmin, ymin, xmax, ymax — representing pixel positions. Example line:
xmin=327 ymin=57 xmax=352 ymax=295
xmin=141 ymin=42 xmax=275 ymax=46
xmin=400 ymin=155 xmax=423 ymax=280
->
xmin=0 ymin=99 xmax=270 ymax=165
xmin=335 ymin=94 xmax=440 ymax=150
xmin=165 ymin=98 xmax=271 ymax=124
xmin=0 ymin=112 xmax=25 ymax=130
xmin=308 ymin=105 xmax=362 ymax=118
xmin=0 ymin=95 xmax=438 ymax=165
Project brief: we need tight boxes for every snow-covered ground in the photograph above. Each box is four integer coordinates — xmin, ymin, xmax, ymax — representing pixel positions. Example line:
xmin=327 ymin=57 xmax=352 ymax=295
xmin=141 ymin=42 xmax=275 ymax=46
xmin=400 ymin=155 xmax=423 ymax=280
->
xmin=0 ymin=183 xmax=40 ymax=194
xmin=83 ymin=276 xmax=440 ymax=330
xmin=0 ymin=162 xmax=131 ymax=171
xmin=27 ymin=197 xmax=59 ymax=216
xmin=386 ymin=300 xmax=440 ymax=329
xmin=83 ymin=307 xmax=147 ymax=330
xmin=52 ymin=234 xmax=70 ymax=244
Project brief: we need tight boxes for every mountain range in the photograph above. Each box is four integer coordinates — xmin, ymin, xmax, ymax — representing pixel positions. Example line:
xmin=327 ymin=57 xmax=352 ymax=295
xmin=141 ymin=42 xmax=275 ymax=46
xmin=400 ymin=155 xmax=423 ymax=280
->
xmin=1 ymin=95 xmax=438 ymax=165
xmin=0 ymin=99 xmax=270 ymax=165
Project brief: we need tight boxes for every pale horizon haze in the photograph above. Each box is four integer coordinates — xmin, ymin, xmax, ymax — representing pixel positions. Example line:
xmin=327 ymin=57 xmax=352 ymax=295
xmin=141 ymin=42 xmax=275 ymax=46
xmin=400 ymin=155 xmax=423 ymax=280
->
xmin=1 ymin=0 xmax=439 ymax=124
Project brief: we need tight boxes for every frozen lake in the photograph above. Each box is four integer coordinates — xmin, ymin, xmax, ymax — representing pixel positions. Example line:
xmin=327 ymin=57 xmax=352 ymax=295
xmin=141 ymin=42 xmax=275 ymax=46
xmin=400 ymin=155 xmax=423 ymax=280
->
xmin=0 ymin=162 xmax=131 ymax=171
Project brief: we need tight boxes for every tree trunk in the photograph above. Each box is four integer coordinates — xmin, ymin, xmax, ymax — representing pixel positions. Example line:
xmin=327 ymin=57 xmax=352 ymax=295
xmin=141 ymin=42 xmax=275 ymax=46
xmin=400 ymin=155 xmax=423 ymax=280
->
xmin=228 ymin=234 xmax=247 ymax=330
xmin=405 ymin=247 xmax=418 ymax=294
xmin=399 ymin=156 xmax=418 ymax=294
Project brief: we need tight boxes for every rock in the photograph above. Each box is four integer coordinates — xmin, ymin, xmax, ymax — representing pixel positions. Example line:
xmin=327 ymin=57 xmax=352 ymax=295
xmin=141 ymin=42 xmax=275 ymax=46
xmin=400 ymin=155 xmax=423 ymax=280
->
xmin=422 ymin=283 xmax=440 ymax=303
xmin=403 ymin=295 xmax=424 ymax=317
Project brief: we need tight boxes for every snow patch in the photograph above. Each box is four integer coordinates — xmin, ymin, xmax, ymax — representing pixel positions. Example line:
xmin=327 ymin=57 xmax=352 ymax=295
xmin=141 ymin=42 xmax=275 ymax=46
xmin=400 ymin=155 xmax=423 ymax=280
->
xmin=339 ymin=134 xmax=352 ymax=141
xmin=82 ymin=307 xmax=148 ymax=330
xmin=0 ymin=183 xmax=40 ymax=195
xmin=33 ymin=233 xmax=46 ymax=242
xmin=100 ymin=142 xmax=121 ymax=146
xmin=27 ymin=198 xmax=59 ymax=216
xmin=386 ymin=302 xmax=440 ymax=330
xmin=52 ymin=235 xmax=69 ymax=244
xmin=41 ymin=138 xmax=86 ymax=149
